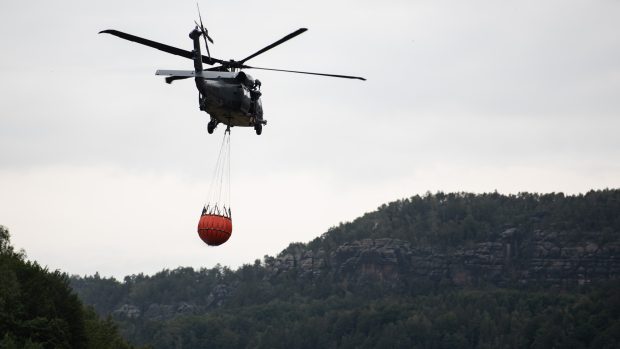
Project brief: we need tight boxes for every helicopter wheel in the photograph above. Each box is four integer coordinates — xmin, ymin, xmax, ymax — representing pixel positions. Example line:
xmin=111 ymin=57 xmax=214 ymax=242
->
xmin=207 ymin=120 xmax=216 ymax=134
xmin=254 ymin=123 xmax=262 ymax=135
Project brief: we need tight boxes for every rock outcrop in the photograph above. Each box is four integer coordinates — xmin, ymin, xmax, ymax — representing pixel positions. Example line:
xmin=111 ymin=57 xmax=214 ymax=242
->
xmin=264 ymin=228 xmax=620 ymax=289
xmin=111 ymin=228 xmax=620 ymax=320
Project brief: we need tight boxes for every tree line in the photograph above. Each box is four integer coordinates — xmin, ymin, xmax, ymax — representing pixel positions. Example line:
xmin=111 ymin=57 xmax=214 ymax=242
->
xmin=0 ymin=226 xmax=140 ymax=349
xmin=302 ymin=189 xmax=620 ymax=253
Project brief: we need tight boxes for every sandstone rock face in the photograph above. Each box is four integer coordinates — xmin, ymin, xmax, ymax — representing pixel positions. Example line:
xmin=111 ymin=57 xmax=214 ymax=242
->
xmin=115 ymin=302 xmax=203 ymax=320
xmin=263 ymin=229 xmax=620 ymax=289
xmin=206 ymin=284 xmax=232 ymax=308
xmin=113 ymin=304 xmax=141 ymax=318
xmin=114 ymin=228 xmax=619 ymax=320
xmin=333 ymin=239 xmax=413 ymax=289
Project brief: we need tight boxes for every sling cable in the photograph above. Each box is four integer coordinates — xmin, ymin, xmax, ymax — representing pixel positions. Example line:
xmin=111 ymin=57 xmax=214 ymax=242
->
xmin=197 ymin=127 xmax=232 ymax=246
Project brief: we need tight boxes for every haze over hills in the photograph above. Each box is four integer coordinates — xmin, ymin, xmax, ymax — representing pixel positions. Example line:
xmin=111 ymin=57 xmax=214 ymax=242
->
xmin=69 ymin=190 xmax=620 ymax=348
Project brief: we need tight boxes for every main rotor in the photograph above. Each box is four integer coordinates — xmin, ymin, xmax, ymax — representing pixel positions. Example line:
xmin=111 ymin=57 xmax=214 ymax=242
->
xmin=99 ymin=7 xmax=366 ymax=81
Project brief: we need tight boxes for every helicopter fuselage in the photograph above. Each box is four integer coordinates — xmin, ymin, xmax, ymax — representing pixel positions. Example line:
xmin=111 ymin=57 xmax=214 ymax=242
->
xmin=195 ymin=72 xmax=263 ymax=128
xmin=155 ymin=68 xmax=266 ymax=133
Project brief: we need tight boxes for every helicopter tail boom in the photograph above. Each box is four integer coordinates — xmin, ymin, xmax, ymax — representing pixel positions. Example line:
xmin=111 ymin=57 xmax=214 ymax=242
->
xmin=190 ymin=27 xmax=204 ymax=72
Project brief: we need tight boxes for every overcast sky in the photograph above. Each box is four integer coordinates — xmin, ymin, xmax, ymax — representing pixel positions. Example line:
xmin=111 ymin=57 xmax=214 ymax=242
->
xmin=1 ymin=0 xmax=618 ymax=279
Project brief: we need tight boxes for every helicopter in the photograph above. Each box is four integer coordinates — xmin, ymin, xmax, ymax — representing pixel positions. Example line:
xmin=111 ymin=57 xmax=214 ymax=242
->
xmin=100 ymin=10 xmax=366 ymax=135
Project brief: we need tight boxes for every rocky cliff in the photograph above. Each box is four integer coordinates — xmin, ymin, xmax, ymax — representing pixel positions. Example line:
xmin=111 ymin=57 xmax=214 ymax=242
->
xmin=108 ymin=229 xmax=619 ymax=320
xmin=266 ymin=229 xmax=620 ymax=291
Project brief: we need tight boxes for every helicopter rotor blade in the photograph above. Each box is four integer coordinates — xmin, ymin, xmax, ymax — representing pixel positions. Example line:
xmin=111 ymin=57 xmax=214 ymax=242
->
xmin=241 ymin=65 xmax=366 ymax=81
xmin=194 ymin=20 xmax=211 ymax=58
xmin=196 ymin=3 xmax=214 ymax=59
xmin=99 ymin=29 xmax=225 ymax=66
xmin=100 ymin=29 xmax=195 ymax=60
xmin=196 ymin=3 xmax=214 ymax=43
xmin=238 ymin=28 xmax=308 ymax=65
xmin=204 ymin=37 xmax=211 ymax=58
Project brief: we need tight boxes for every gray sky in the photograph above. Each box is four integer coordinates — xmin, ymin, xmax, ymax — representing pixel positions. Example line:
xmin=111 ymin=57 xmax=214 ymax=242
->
xmin=1 ymin=0 xmax=619 ymax=279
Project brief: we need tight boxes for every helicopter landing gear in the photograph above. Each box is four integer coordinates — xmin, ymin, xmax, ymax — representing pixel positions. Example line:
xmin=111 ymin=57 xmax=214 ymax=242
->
xmin=207 ymin=119 xmax=217 ymax=134
xmin=253 ymin=117 xmax=266 ymax=135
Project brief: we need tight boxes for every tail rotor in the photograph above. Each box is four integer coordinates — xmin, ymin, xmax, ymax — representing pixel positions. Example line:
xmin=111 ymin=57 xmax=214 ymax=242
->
xmin=195 ymin=3 xmax=214 ymax=59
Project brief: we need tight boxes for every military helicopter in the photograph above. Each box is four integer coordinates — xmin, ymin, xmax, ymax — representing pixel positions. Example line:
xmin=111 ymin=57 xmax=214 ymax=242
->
xmin=100 ymin=10 xmax=365 ymax=135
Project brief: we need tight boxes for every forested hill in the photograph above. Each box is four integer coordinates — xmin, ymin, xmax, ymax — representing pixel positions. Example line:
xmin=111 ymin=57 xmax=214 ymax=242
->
xmin=0 ymin=226 xmax=138 ymax=348
xmin=70 ymin=190 xmax=620 ymax=348
xmin=303 ymin=190 xmax=620 ymax=252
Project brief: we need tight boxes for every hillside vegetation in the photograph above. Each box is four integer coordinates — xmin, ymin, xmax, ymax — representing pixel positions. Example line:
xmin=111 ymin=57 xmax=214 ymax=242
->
xmin=71 ymin=190 xmax=620 ymax=348
xmin=304 ymin=190 xmax=620 ymax=251
xmin=0 ymin=226 xmax=138 ymax=349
